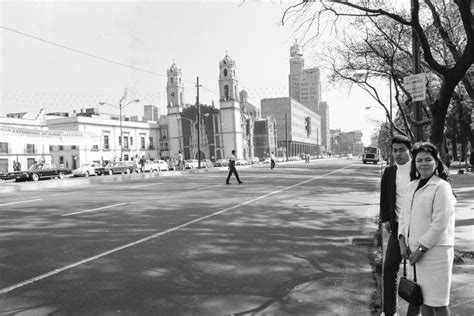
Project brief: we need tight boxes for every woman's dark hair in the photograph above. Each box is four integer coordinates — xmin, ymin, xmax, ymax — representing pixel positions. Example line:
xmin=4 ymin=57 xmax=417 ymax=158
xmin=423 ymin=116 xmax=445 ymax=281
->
xmin=410 ymin=142 xmax=449 ymax=181
xmin=391 ymin=134 xmax=412 ymax=150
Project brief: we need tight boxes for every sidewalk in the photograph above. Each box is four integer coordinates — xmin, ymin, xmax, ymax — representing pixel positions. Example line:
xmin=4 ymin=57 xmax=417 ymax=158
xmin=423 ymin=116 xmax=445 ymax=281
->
xmin=382 ymin=172 xmax=474 ymax=315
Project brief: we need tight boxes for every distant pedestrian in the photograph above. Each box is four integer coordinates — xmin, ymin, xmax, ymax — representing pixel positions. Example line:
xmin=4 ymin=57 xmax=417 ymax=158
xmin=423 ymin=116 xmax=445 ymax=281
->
xmin=16 ymin=161 xmax=21 ymax=171
xmin=178 ymin=151 xmax=184 ymax=171
xmin=226 ymin=149 xmax=243 ymax=184
xmin=140 ymin=156 xmax=146 ymax=172
xmin=270 ymin=152 xmax=275 ymax=170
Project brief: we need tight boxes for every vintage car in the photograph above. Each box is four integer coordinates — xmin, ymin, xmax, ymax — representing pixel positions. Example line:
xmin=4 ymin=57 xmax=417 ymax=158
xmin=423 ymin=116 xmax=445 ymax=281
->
xmin=152 ymin=159 xmax=169 ymax=171
xmin=73 ymin=163 xmax=105 ymax=177
xmin=104 ymin=161 xmax=136 ymax=175
xmin=184 ymin=159 xmax=199 ymax=169
xmin=200 ymin=159 xmax=214 ymax=168
xmin=0 ymin=171 xmax=14 ymax=183
xmin=213 ymin=159 xmax=229 ymax=167
xmin=10 ymin=162 xmax=72 ymax=182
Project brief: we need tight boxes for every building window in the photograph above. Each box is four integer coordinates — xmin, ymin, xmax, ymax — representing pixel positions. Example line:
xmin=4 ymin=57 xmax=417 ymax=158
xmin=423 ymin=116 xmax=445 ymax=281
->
xmin=130 ymin=137 xmax=133 ymax=146
xmin=224 ymin=85 xmax=229 ymax=100
xmin=49 ymin=145 xmax=54 ymax=151
xmin=119 ymin=136 xmax=122 ymax=146
xmin=223 ymin=69 xmax=228 ymax=76
xmin=26 ymin=144 xmax=35 ymax=154
xmin=58 ymin=146 xmax=64 ymax=151
xmin=59 ymin=156 xmax=64 ymax=165
xmin=149 ymin=136 xmax=154 ymax=149
xmin=104 ymin=135 xmax=109 ymax=150
xmin=71 ymin=146 xmax=77 ymax=150
xmin=141 ymin=136 xmax=146 ymax=150
xmin=0 ymin=142 xmax=8 ymax=154
xmin=92 ymin=144 xmax=99 ymax=151
xmin=0 ymin=158 xmax=7 ymax=172
xmin=123 ymin=136 xmax=129 ymax=149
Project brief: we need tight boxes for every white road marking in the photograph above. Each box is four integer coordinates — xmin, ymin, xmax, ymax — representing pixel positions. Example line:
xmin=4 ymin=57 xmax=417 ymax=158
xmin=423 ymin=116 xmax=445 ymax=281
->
xmin=196 ymin=184 xmax=222 ymax=191
xmin=0 ymin=199 xmax=42 ymax=206
xmin=130 ymin=183 xmax=162 ymax=188
xmin=61 ymin=203 xmax=127 ymax=217
xmin=0 ymin=165 xmax=351 ymax=295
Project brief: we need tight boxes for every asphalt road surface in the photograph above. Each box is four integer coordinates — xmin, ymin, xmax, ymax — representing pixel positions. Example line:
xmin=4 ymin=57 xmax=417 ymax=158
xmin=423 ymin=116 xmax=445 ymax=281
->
xmin=0 ymin=159 xmax=383 ymax=315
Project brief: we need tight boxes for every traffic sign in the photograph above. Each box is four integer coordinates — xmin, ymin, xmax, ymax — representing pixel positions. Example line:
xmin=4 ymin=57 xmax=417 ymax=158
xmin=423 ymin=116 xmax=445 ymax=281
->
xmin=403 ymin=73 xmax=427 ymax=102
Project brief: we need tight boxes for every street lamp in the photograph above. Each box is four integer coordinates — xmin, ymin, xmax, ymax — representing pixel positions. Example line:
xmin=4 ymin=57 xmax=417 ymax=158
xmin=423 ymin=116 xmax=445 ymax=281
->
xmin=99 ymin=98 xmax=140 ymax=162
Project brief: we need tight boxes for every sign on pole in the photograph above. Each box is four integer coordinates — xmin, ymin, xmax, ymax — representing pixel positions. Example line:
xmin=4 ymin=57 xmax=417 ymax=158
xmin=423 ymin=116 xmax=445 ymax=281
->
xmin=403 ymin=73 xmax=427 ymax=102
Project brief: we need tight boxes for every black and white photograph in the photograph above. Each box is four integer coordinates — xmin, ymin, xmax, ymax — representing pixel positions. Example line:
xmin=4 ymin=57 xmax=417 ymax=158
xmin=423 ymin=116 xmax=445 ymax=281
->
xmin=1 ymin=0 xmax=473 ymax=315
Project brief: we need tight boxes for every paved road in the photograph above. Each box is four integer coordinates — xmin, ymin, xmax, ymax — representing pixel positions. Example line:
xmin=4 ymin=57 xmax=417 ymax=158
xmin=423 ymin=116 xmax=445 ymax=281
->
xmin=0 ymin=159 xmax=382 ymax=315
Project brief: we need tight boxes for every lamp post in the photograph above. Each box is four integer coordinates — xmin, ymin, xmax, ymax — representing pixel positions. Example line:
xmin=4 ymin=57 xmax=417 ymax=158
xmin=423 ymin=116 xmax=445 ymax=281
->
xmin=99 ymin=98 xmax=140 ymax=162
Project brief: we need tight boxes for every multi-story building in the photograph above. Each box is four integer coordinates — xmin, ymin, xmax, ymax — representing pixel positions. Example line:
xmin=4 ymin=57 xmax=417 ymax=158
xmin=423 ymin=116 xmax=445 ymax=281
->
xmin=46 ymin=108 xmax=160 ymax=168
xmin=261 ymin=97 xmax=321 ymax=158
xmin=288 ymin=40 xmax=330 ymax=154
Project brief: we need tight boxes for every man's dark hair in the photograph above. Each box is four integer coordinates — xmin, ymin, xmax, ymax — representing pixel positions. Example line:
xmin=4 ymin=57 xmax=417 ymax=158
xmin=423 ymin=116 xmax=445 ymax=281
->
xmin=391 ymin=135 xmax=412 ymax=150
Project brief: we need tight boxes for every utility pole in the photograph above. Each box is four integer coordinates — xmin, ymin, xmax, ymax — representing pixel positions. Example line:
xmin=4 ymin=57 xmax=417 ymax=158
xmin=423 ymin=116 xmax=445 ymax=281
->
xmin=196 ymin=76 xmax=202 ymax=168
xmin=411 ymin=0 xmax=423 ymax=142
xmin=285 ymin=113 xmax=289 ymax=162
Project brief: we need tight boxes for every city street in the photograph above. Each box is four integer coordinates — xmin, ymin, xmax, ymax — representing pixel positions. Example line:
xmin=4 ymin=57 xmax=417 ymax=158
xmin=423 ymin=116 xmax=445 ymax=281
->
xmin=1 ymin=160 xmax=383 ymax=315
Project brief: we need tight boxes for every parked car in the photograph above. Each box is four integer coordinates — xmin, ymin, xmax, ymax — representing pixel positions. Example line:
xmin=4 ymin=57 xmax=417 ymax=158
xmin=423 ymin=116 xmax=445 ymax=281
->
xmin=73 ymin=163 xmax=105 ymax=177
xmin=184 ymin=159 xmax=199 ymax=169
xmin=0 ymin=171 xmax=14 ymax=183
xmin=104 ymin=161 xmax=136 ymax=175
xmin=151 ymin=159 xmax=169 ymax=171
xmin=200 ymin=159 xmax=213 ymax=168
xmin=167 ymin=159 xmax=178 ymax=171
xmin=10 ymin=162 xmax=72 ymax=182
xmin=249 ymin=157 xmax=260 ymax=165
xmin=142 ymin=160 xmax=158 ymax=172
xmin=235 ymin=159 xmax=249 ymax=166
xmin=213 ymin=159 xmax=229 ymax=167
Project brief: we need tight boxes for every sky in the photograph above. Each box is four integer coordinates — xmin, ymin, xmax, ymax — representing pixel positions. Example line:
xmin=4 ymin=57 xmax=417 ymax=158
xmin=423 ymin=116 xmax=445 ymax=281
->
xmin=0 ymin=0 xmax=388 ymax=145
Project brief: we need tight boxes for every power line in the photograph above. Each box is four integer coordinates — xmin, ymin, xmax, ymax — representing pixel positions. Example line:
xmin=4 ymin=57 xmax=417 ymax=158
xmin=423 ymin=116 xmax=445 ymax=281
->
xmin=1 ymin=25 xmax=220 ymax=95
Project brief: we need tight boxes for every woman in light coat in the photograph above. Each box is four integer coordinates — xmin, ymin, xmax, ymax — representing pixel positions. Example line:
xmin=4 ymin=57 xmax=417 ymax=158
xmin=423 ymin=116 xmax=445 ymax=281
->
xmin=398 ymin=142 xmax=456 ymax=316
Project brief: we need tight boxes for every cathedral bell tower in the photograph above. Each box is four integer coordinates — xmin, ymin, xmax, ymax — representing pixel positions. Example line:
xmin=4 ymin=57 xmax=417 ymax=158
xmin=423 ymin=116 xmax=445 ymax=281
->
xmin=218 ymin=53 xmax=243 ymax=159
xmin=166 ymin=61 xmax=185 ymax=157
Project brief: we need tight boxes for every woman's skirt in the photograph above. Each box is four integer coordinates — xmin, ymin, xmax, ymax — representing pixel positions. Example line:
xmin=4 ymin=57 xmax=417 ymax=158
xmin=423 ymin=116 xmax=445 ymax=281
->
xmin=408 ymin=245 xmax=454 ymax=306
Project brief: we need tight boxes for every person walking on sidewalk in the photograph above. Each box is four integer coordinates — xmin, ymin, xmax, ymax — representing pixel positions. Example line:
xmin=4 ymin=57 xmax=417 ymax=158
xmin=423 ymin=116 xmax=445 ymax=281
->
xmin=270 ymin=152 xmax=276 ymax=170
xmin=226 ymin=149 xmax=243 ymax=184
xmin=380 ymin=135 xmax=420 ymax=316
xmin=399 ymin=142 xmax=456 ymax=316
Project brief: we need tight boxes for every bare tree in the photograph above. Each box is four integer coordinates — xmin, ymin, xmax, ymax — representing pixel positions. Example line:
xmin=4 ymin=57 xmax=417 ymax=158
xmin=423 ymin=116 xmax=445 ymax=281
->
xmin=282 ymin=0 xmax=474 ymax=161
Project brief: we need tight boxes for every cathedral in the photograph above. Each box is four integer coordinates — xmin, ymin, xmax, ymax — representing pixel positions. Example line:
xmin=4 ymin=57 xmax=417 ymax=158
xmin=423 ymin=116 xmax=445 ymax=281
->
xmin=165 ymin=54 xmax=277 ymax=161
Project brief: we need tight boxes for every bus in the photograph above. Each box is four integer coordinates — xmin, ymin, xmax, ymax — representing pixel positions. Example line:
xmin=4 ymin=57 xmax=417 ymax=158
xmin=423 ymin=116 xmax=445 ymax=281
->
xmin=362 ymin=146 xmax=380 ymax=164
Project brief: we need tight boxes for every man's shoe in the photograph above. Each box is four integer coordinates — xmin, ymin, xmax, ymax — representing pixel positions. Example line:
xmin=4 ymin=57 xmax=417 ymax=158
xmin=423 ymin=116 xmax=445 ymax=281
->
xmin=226 ymin=182 xmax=231 ymax=185
xmin=239 ymin=182 xmax=243 ymax=184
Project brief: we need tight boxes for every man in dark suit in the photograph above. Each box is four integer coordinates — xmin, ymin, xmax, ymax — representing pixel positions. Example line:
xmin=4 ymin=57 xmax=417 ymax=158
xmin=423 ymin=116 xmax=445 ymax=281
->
xmin=226 ymin=149 xmax=243 ymax=185
xmin=380 ymin=135 xmax=419 ymax=316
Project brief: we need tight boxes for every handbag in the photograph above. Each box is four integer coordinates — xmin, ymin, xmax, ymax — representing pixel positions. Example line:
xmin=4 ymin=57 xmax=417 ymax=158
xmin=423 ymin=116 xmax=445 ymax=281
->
xmin=398 ymin=259 xmax=423 ymax=306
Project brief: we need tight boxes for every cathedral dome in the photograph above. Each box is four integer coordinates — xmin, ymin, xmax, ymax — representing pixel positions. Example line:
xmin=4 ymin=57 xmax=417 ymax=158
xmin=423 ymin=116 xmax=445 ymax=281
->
xmin=220 ymin=53 xmax=235 ymax=66
xmin=169 ymin=62 xmax=178 ymax=72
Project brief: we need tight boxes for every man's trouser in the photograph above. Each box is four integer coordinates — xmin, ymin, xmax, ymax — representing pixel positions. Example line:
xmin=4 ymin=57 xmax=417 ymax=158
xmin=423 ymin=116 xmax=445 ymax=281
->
xmin=383 ymin=223 xmax=420 ymax=315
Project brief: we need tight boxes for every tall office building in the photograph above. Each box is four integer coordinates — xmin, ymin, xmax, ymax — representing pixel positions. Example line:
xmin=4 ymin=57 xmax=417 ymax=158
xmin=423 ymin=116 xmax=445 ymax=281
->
xmin=288 ymin=40 xmax=330 ymax=153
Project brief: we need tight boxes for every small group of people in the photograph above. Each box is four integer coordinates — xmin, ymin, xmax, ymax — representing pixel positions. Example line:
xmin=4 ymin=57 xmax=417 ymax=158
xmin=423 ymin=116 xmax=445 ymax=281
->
xmin=380 ymin=135 xmax=456 ymax=316
xmin=12 ymin=160 xmax=21 ymax=171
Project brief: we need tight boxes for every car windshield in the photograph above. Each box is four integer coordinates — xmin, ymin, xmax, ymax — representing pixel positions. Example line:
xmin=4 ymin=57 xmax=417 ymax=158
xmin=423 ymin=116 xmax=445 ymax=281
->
xmin=28 ymin=163 xmax=43 ymax=171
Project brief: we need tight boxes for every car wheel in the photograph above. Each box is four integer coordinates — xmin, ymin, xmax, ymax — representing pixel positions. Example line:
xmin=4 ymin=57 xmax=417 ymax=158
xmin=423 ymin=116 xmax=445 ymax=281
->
xmin=126 ymin=168 xmax=131 ymax=174
xmin=85 ymin=171 xmax=90 ymax=177
xmin=58 ymin=172 xmax=65 ymax=179
xmin=108 ymin=170 xmax=113 ymax=176
xmin=32 ymin=173 xmax=40 ymax=182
